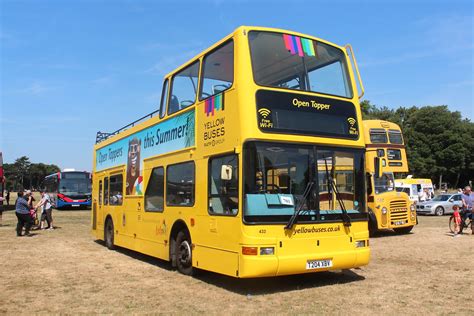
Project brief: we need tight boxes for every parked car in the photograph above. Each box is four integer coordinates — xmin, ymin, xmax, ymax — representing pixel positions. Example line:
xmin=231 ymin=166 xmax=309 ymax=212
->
xmin=416 ymin=194 xmax=463 ymax=216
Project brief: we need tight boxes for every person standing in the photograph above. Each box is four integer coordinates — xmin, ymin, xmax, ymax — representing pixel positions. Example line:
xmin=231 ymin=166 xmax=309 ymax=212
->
xmin=461 ymin=186 xmax=474 ymax=235
xmin=15 ymin=191 xmax=33 ymax=236
xmin=35 ymin=190 xmax=54 ymax=230
xmin=0 ymin=195 xmax=3 ymax=227
xmin=5 ymin=190 xmax=10 ymax=206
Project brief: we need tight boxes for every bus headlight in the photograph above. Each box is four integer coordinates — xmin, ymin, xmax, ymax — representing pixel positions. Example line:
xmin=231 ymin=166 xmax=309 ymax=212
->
xmin=260 ymin=247 xmax=275 ymax=255
xmin=410 ymin=204 xmax=416 ymax=211
xmin=382 ymin=207 xmax=388 ymax=215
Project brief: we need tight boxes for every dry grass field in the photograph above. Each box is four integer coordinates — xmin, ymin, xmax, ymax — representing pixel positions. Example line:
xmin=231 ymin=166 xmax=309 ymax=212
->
xmin=0 ymin=205 xmax=473 ymax=314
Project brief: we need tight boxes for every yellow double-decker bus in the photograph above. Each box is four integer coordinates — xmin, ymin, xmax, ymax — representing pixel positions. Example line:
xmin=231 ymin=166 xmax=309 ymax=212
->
xmin=92 ymin=26 xmax=370 ymax=278
xmin=363 ymin=120 xmax=416 ymax=235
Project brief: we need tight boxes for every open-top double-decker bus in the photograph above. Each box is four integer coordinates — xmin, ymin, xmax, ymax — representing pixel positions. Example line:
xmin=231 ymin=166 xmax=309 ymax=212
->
xmin=363 ymin=120 xmax=416 ymax=234
xmin=92 ymin=26 xmax=370 ymax=278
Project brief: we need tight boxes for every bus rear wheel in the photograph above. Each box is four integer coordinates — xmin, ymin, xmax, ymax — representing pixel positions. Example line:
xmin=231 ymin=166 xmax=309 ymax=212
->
xmin=105 ymin=218 xmax=115 ymax=250
xmin=176 ymin=230 xmax=194 ymax=276
xmin=393 ymin=226 xmax=413 ymax=234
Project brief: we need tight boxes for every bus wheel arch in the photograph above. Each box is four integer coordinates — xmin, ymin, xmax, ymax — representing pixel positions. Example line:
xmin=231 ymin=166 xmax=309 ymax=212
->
xmin=169 ymin=220 xmax=193 ymax=275
xmin=104 ymin=215 xmax=115 ymax=250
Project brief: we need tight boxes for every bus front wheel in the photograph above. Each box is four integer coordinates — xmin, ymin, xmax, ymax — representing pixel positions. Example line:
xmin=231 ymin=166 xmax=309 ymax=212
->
xmin=176 ymin=230 xmax=194 ymax=276
xmin=105 ymin=218 xmax=115 ymax=250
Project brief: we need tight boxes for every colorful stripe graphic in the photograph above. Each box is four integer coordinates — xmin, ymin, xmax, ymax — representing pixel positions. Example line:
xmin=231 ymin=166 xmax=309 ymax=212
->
xmin=283 ymin=34 xmax=316 ymax=57
xmin=204 ymin=93 xmax=224 ymax=116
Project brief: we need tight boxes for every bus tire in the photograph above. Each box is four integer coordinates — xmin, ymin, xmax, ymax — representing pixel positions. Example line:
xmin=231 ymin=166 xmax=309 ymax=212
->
xmin=175 ymin=230 xmax=194 ymax=276
xmin=393 ymin=226 xmax=413 ymax=234
xmin=105 ymin=218 xmax=115 ymax=250
xmin=368 ymin=208 xmax=378 ymax=237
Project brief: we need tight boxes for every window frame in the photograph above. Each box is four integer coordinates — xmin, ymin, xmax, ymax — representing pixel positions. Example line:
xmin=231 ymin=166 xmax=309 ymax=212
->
xmin=207 ymin=153 xmax=239 ymax=217
xmin=104 ymin=177 xmax=109 ymax=205
xmin=369 ymin=128 xmax=388 ymax=144
xmin=108 ymin=173 xmax=124 ymax=206
xmin=247 ymin=30 xmax=354 ymax=100
xmin=98 ymin=180 xmax=103 ymax=206
xmin=166 ymin=161 xmax=196 ymax=207
xmin=388 ymin=129 xmax=404 ymax=144
xmin=198 ymin=39 xmax=235 ymax=102
xmin=159 ymin=79 xmax=169 ymax=119
xmin=167 ymin=60 xmax=201 ymax=116
xmin=145 ymin=166 xmax=165 ymax=212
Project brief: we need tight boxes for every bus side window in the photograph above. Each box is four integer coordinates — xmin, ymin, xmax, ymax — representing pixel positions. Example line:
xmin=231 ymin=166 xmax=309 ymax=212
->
xmin=208 ymin=154 xmax=238 ymax=215
xmin=168 ymin=61 xmax=200 ymax=115
xmin=200 ymin=40 xmax=234 ymax=100
xmin=145 ymin=167 xmax=164 ymax=212
xmin=99 ymin=180 xmax=103 ymax=206
xmin=109 ymin=174 xmax=123 ymax=206
xmin=167 ymin=162 xmax=195 ymax=206
xmin=104 ymin=177 xmax=109 ymax=205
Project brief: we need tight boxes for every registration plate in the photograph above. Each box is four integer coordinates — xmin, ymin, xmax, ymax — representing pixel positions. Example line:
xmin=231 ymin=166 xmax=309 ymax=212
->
xmin=72 ymin=204 xmax=80 ymax=207
xmin=306 ymin=259 xmax=333 ymax=270
xmin=394 ymin=220 xmax=405 ymax=226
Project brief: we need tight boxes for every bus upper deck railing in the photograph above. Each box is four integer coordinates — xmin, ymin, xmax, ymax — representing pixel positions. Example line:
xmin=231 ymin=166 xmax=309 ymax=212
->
xmin=96 ymin=109 xmax=160 ymax=144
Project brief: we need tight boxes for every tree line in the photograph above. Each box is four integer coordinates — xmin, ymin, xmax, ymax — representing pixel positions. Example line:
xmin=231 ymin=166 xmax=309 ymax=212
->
xmin=3 ymin=156 xmax=60 ymax=191
xmin=361 ymin=101 xmax=474 ymax=188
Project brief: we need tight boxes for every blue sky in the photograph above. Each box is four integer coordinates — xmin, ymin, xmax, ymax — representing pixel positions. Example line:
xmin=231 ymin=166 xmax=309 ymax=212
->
xmin=1 ymin=0 xmax=473 ymax=171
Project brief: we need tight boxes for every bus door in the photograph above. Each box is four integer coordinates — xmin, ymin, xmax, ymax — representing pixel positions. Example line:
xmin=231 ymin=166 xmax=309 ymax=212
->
xmin=95 ymin=176 xmax=106 ymax=229
xmin=201 ymin=154 xmax=240 ymax=275
xmin=141 ymin=166 xmax=167 ymax=252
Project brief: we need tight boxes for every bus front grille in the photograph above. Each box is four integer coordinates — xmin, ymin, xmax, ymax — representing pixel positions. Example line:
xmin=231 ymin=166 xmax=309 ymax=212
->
xmin=390 ymin=200 xmax=408 ymax=222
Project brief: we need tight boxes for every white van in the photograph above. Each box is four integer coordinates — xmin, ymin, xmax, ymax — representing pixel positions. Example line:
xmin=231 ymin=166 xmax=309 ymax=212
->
xmin=395 ymin=178 xmax=434 ymax=203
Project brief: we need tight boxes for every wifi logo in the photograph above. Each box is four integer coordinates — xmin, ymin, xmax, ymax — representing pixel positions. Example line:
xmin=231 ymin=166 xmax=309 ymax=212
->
xmin=347 ymin=117 xmax=356 ymax=126
xmin=258 ymin=108 xmax=271 ymax=118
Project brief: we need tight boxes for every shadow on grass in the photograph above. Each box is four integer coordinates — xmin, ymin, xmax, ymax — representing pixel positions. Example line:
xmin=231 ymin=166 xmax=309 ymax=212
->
xmin=94 ymin=240 xmax=365 ymax=295
xmin=194 ymin=268 xmax=365 ymax=295
xmin=94 ymin=240 xmax=173 ymax=271
xmin=370 ymin=230 xmax=414 ymax=238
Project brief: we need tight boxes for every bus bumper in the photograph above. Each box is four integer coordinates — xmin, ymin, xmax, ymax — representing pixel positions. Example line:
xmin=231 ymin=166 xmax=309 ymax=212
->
xmin=57 ymin=199 xmax=91 ymax=209
xmin=238 ymin=247 xmax=370 ymax=278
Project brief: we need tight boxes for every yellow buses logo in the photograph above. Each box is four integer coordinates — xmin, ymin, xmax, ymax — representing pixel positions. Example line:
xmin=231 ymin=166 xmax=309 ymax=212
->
xmin=258 ymin=108 xmax=271 ymax=118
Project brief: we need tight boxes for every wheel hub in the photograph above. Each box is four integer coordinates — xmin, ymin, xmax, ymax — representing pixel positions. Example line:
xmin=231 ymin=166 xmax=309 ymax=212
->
xmin=179 ymin=240 xmax=192 ymax=265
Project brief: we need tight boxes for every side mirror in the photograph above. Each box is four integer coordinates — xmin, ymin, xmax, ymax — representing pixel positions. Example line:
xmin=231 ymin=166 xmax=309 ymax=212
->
xmin=221 ymin=165 xmax=233 ymax=181
xmin=374 ymin=157 xmax=383 ymax=178
xmin=448 ymin=198 xmax=454 ymax=203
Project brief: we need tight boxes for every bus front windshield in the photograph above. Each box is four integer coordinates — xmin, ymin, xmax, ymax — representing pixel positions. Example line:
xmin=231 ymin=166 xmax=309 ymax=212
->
xmin=59 ymin=179 xmax=91 ymax=195
xmin=249 ymin=31 xmax=353 ymax=98
xmin=243 ymin=142 xmax=366 ymax=223
xmin=374 ymin=172 xmax=395 ymax=194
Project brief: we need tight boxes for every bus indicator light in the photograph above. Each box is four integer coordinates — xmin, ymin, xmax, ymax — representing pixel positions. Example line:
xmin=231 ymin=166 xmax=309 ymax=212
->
xmin=242 ymin=247 xmax=258 ymax=255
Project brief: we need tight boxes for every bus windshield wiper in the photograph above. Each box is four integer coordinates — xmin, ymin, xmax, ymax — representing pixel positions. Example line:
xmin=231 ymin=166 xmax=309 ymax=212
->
xmin=329 ymin=178 xmax=352 ymax=227
xmin=285 ymin=181 xmax=314 ymax=230
xmin=324 ymin=158 xmax=351 ymax=227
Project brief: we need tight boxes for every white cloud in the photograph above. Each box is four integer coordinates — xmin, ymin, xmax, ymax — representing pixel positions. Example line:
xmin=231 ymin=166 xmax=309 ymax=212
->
xmin=16 ymin=82 xmax=55 ymax=95
xmin=91 ymin=75 xmax=114 ymax=85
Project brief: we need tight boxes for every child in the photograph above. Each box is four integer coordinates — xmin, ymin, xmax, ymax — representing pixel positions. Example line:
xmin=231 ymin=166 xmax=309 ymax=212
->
xmin=453 ymin=205 xmax=462 ymax=237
